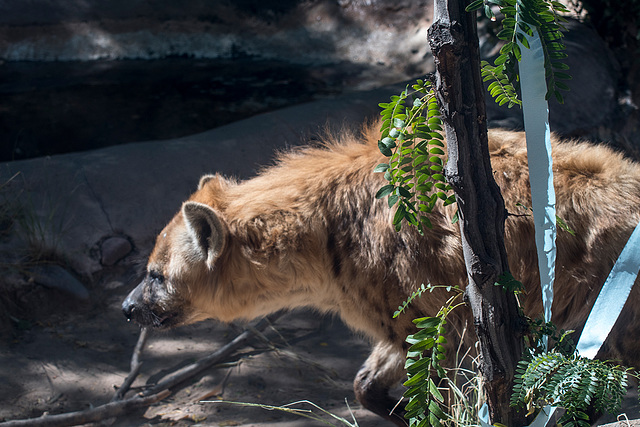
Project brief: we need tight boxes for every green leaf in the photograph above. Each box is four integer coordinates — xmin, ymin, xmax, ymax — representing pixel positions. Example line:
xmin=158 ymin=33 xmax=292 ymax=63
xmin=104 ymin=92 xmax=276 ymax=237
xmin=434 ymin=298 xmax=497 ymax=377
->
xmin=398 ymin=186 xmax=413 ymax=198
xmin=484 ymin=4 xmax=495 ymax=20
xmin=444 ymin=195 xmax=457 ymax=206
xmin=374 ymin=163 xmax=389 ymax=173
xmin=516 ymin=32 xmax=530 ymax=49
xmin=512 ymin=43 xmax=522 ymax=61
xmin=434 ymin=182 xmax=448 ymax=190
xmin=556 ymin=215 xmax=575 ymax=235
xmin=421 ymin=215 xmax=433 ymax=229
xmin=408 ymin=337 xmax=436 ymax=353
xmin=429 ymin=155 xmax=443 ymax=164
xmin=393 ymin=204 xmax=407 ymax=225
xmin=393 ymin=118 xmax=406 ymax=128
xmin=411 ymin=327 xmax=438 ymax=340
xmin=413 ymin=155 xmax=429 ymax=166
xmin=405 ymin=356 xmax=431 ymax=373
xmin=376 ymin=185 xmax=394 ymax=199
xmin=429 ymin=379 xmax=445 ymax=403
xmin=451 ymin=209 xmax=459 ymax=224
xmin=465 ymin=0 xmax=484 ymax=12
xmin=414 ymin=317 xmax=440 ymax=328
xmin=403 ymin=369 xmax=428 ymax=387
xmin=388 ymin=194 xmax=399 ymax=208
xmin=378 ymin=140 xmax=393 ymax=157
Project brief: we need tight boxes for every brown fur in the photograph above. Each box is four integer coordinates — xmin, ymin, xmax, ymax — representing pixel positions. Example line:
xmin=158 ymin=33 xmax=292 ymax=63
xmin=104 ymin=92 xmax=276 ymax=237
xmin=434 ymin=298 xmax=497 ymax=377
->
xmin=123 ymin=124 xmax=640 ymax=426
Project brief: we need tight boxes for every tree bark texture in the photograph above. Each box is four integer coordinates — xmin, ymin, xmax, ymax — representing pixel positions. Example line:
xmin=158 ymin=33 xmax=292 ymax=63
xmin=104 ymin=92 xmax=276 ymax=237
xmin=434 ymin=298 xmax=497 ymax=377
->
xmin=427 ymin=1 xmax=525 ymax=424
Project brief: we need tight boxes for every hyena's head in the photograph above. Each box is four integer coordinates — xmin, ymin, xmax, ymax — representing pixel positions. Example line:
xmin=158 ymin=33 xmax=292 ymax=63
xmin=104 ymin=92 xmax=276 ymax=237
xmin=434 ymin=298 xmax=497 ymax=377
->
xmin=122 ymin=176 xmax=231 ymax=329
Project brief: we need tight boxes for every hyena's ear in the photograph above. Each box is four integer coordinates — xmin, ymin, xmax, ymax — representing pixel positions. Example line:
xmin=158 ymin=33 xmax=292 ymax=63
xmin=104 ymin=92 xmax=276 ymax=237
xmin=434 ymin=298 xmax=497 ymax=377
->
xmin=198 ymin=174 xmax=217 ymax=190
xmin=197 ymin=173 xmax=236 ymax=191
xmin=182 ymin=201 xmax=227 ymax=268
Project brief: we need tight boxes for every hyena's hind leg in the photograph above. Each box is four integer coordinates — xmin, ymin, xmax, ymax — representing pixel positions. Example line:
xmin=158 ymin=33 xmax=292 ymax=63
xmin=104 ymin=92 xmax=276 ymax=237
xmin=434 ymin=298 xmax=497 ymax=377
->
xmin=354 ymin=341 xmax=408 ymax=426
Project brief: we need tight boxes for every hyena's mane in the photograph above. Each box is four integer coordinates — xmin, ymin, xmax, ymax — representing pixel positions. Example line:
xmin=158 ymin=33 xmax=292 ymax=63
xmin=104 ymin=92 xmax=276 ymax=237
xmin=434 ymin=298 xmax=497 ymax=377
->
xmin=218 ymin=122 xmax=392 ymax=265
xmin=188 ymin=121 xmax=464 ymax=337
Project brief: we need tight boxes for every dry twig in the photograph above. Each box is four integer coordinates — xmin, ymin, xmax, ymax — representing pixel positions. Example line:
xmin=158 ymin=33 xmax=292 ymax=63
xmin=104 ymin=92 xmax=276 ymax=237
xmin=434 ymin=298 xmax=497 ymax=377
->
xmin=0 ymin=313 xmax=283 ymax=427
xmin=113 ymin=326 xmax=149 ymax=401
xmin=0 ymin=391 xmax=170 ymax=427
xmin=141 ymin=313 xmax=283 ymax=397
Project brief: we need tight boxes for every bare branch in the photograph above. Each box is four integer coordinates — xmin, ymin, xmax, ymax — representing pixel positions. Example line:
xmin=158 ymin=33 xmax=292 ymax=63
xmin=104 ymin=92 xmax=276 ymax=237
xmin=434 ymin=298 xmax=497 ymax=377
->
xmin=0 ymin=313 xmax=284 ymax=427
xmin=113 ymin=327 xmax=150 ymax=401
xmin=142 ymin=312 xmax=283 ymax=397
xmin=0 ymin=390 xmax=170 ymax=427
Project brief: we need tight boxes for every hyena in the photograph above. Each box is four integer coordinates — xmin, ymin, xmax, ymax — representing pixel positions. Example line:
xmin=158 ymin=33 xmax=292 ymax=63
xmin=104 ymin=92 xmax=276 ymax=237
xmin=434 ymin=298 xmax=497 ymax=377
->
xmin=123 ymin=123 xmax=640 ymax=426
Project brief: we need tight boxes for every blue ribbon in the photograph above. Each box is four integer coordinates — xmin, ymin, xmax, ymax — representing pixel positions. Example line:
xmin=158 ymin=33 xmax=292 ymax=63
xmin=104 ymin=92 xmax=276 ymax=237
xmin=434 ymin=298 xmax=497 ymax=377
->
xmin=576 ymin=221 xmax=640 ymax=358
xmin=518 ymin=22 xmax=556 ymax=343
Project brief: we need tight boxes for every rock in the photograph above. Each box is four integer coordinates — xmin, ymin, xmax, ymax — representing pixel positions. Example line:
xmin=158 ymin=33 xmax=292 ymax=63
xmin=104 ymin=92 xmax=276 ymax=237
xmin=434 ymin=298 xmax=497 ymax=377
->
xmin=29 ymin=264 xmax=89 ymax=300
xmin=100 ymin=236 xmax=133 ymax=266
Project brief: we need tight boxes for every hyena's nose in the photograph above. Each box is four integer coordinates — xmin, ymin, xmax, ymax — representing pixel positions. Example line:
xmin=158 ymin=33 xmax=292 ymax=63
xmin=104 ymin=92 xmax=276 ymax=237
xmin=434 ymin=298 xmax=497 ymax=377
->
xmin=122 ymin=284 xmax=143 ymax=321
xmin=122 ymin=295 xmax=136 ymax=321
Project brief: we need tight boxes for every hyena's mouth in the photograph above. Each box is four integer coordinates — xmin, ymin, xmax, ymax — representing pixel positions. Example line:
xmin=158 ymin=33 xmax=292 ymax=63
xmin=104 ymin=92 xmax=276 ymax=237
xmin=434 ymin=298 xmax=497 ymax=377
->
xmin=122 ymin=293 xmax=184 ymax=329
xmin=124 ymin=306 xmax=184 ymax=329
xmin=150 ymin=310 xmax=183 ymax=329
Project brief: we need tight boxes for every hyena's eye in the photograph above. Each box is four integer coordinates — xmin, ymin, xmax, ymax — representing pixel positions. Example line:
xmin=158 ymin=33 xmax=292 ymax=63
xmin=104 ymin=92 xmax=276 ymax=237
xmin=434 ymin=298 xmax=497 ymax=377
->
xmin=149 ymin=270 xmax=165 ymax=284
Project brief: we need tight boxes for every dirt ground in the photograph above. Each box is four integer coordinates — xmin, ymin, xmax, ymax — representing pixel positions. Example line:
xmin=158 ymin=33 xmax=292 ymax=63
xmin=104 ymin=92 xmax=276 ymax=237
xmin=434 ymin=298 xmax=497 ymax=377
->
xmin=1 ymin=266 xmax=638 ymax=427
xmin=0 ymin=263 xmax=394 ymax=426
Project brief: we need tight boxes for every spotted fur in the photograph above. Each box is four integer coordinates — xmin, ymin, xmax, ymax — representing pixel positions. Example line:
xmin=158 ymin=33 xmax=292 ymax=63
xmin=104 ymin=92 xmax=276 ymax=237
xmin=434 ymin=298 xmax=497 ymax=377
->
xmin=123 ymin=124 xmax=640 ymax=426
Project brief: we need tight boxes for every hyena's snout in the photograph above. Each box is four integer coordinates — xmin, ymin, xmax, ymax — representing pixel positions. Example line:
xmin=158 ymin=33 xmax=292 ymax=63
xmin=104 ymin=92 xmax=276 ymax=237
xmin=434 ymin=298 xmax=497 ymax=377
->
xmin=121 ymin=280 xmax=183 ymax=328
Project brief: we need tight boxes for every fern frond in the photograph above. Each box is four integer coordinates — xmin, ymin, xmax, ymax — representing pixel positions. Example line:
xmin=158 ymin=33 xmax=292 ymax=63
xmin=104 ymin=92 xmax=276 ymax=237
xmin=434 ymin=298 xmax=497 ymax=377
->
xmin=511 ymin=351 xmax=634 ymax=424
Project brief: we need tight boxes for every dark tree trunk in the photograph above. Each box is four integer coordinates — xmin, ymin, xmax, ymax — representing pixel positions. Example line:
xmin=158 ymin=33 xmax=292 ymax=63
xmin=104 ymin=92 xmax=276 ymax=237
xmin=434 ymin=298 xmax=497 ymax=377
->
xmin=427 ymin=1 xmax=526 ymax=424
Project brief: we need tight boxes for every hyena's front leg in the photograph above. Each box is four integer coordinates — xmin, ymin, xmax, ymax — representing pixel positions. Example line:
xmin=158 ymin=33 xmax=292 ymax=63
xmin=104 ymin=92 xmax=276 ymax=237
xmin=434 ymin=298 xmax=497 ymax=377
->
xmin=354 ymin=341 xmax=408 ymax=426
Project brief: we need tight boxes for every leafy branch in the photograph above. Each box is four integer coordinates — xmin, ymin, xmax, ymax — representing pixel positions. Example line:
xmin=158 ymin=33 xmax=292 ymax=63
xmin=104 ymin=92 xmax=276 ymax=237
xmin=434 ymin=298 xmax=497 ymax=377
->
xmin=393 ymin=284 xmax=463 ymax=319
xmin=376 ymin=79 xmax=456 ymax=234
xmin=466 ymin=0 xmax=572 ymax=104
xmin=399 ymin=289 xmax=465 ymax=427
